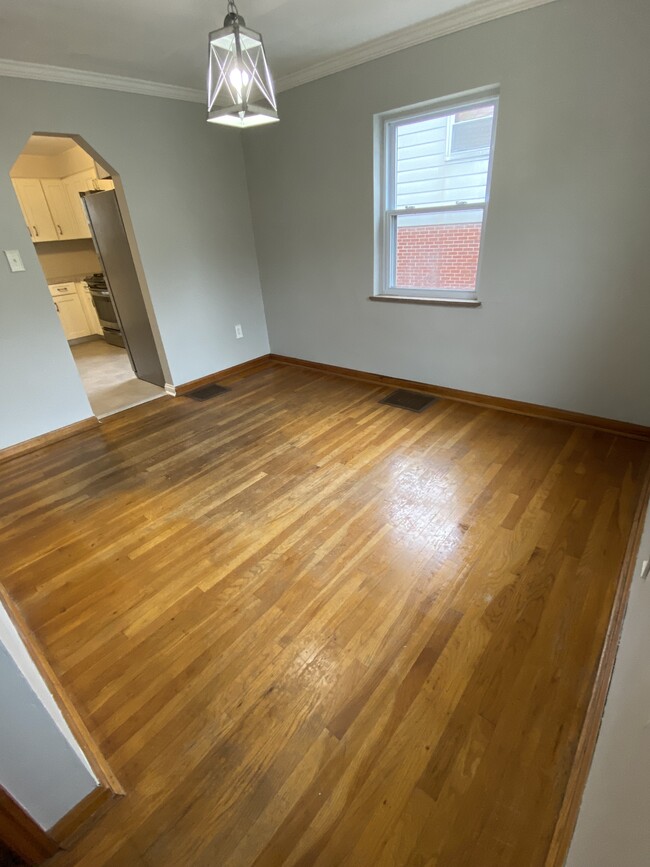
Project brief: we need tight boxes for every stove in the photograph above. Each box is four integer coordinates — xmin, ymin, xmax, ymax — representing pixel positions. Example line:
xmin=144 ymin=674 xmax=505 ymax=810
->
xmin=85 ymin=273 xmax=124 ymax=347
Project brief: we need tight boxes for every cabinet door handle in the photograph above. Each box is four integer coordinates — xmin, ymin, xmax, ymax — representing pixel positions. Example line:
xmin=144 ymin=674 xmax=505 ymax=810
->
xmin=55 ymin=302 xmax=59 ymax=312
xmin=33 ymin=225 xmax=39 ymax=237
xmin=57 ymin=224 xmax=63 ymax=235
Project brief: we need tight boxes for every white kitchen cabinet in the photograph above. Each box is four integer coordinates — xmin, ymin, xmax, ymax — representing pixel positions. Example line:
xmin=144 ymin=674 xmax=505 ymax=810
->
xmin=50 ymin=283 xmax=93 ymax=341
xmin=48 ymin=282 xmax=77 ymax=298
xmin=88 ymin=178 xmax=115 ymax=191
xmin=40 ymin=179 xmax=80 ymax=240
xmin=76 ymin=282 xmax=103 ymax=335
xmin=12 ymin=173 xmax=114 ymax=243
xmin=63 ymin=169 xmax=96 ymax=238
xmin=53 ymin=294 xmax=91 ymax=340
xmin=11 ymin=178 xmax=58 ymax=242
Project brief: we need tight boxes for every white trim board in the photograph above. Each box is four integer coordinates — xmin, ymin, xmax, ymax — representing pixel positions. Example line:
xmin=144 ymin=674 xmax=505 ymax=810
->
xmin=0 ymin=0 xmax=558 ymax=102
xmin=275 ymin=0 xmax=559 ymax=92
xmin=0 ymin=58 xmax=205 ymax=103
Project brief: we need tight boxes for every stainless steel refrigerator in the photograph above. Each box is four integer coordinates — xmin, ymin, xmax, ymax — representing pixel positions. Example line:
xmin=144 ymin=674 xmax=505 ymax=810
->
xmin=82 ymin=190 xmax=165 ymax=388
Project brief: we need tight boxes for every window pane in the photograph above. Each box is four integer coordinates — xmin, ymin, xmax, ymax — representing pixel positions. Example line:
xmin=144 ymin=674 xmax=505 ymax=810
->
xmin=450 ymin=115 xmax=493 ymax=157
xmin=394 ymin=104 xmax=494 ymax=209
xmin=394 ymin=209 xmax=483 ymax=293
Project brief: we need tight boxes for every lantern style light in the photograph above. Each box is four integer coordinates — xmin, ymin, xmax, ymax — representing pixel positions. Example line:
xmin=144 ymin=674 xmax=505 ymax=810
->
xmin=207 ymin=0 xmax=279 ymax=128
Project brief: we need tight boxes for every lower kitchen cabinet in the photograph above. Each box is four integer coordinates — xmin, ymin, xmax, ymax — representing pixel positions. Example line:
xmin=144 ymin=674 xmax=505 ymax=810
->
xmin=53 ymin=293 xmax=91 ymax=340
xmin=77 ymin=282 xmax=103 ymax=335
xmin=49 ymin=282 xmax=96 ymax=341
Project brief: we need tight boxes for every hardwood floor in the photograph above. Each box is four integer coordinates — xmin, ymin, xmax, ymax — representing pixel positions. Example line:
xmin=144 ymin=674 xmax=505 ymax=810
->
xmin=1 ymin=363 xmax=648 ymax=867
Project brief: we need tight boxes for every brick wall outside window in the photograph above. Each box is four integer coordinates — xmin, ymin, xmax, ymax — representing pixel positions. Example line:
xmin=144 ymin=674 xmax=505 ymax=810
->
xmin=395 ymin=223 xmax=482 ymax=290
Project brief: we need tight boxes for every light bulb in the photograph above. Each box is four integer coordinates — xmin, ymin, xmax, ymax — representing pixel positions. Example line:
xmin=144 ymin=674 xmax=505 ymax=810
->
xmin=229 ymin=66 xmax=250 ymax=96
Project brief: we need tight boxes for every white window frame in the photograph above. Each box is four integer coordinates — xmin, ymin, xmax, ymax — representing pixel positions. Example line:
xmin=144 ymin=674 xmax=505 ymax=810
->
xmin=375 ymin=88 xmax=499 ymax=302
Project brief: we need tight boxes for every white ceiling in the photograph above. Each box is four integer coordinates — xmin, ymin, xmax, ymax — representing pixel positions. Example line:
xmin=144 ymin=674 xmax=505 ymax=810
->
xmin=21 ymin=135 xmax=77 ymax=156
xmin=0 ymin=0 xmax=553 ymax=94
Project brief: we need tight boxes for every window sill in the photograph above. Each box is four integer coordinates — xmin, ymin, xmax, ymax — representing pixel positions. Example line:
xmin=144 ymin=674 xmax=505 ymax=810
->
xmin=369 ymin=295 xmax=481 ymax=308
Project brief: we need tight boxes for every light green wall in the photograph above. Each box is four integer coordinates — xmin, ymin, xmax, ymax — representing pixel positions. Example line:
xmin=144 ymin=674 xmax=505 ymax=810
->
xmin=244 ymin=0 xmax=650 ymax=425
xmin=0 ymin=77 xmax=269 ymax=449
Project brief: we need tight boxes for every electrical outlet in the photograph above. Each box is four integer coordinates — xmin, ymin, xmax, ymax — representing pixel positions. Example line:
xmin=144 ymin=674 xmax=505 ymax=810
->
xmin=641 ymin=560 xmax=649 ymax=580
xmin=235 ymin=324 xmax=243 ymax=339
xmin=4 ymin=249 xmax=25 ymax=272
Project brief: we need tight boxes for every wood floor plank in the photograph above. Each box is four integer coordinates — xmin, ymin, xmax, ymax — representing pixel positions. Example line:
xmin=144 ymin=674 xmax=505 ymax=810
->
xmin=0 ymin=363 xmax=647 ymax=866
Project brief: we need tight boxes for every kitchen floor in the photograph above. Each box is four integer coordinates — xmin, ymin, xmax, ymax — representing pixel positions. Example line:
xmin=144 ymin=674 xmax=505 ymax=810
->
xmin=70 ymin=338 xmax=166 ymax=418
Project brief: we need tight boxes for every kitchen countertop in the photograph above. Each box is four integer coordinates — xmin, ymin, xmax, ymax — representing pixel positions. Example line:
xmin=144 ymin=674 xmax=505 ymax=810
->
xmin=46 ymin=275 xmax=90 ymax=286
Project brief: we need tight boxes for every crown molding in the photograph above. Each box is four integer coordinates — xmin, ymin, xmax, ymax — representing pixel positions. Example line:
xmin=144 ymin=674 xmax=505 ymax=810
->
xmin=0 ymin=58 xmax=205 ymax=103
xmin=274 ymin=0 xmax=559 ymax=92
xmin=0 ymin=0 xmax=558 ymax=103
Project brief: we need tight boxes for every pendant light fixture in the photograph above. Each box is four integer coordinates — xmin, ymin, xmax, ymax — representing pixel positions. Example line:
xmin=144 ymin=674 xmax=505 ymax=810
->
xmin=207 ymin=0 xmax=279 ymax=128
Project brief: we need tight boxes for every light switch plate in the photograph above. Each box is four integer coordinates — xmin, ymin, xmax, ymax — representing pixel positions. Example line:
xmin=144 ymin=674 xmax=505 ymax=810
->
xmin=4 ymin=249 xmax=25 ymax=272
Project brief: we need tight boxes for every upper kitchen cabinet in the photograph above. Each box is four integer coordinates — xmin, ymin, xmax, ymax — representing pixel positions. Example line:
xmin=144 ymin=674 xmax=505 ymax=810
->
xmin=63 ymin=169 xmax=95 ymax=238
xmin=40 ymin=179 xmax=79 ymax=240
xmin=11 ymin=178 xmax=58 ymax=242
xmin=63 ymin=171 xmax=114 ymax=236
xmin=12 ymin=168 xmax=115 ymax=243
xmin=89 ymin=179 xmax=115 ymax=191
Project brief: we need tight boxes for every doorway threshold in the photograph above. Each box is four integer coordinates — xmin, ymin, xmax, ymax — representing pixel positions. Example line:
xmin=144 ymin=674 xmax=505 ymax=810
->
xmin=96 ymin=390 xmax=167 ymax=420
xmin=70 ymin=340 xmax=166 ymax=418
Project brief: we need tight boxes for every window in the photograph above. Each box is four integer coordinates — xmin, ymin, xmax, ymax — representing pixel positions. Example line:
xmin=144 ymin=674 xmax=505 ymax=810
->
xmin=446 ymin=106 xmax=494 ymax=160
xmin=376 ymin=90 xmax=498 ymax=302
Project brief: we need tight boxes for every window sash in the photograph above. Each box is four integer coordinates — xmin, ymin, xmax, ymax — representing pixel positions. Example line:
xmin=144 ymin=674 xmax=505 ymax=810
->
xmin=386 ymin=94 xmax=497 ymax=211
xmin=385 ymin=205 xmax=487 ymax=300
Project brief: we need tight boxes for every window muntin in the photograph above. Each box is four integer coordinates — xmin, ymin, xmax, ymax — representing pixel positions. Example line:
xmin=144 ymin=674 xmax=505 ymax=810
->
xmin=379 ymin=92 xmax=498 ymax=300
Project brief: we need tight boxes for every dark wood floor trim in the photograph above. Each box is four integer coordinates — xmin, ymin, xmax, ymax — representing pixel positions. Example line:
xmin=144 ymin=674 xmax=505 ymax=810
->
xmin=0 ymin=787 xmax=59 ymax=866
xmin=544 ymin=458 xmax=650 ymax=867
xmin=49 ymin=786 xmax=116 ymax=849
xmin=270 ymin=354 xmax=650 ymax=441
xmin=0 ymin=417 xmax=99 ymax=465
xmin=174 ymin=354 xmax=272 ymax=396
xmin=0 ymin=585 xmax=125 ymax=799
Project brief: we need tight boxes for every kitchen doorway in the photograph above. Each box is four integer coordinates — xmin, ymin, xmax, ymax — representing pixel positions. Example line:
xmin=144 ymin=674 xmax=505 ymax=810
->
xmin=10 ymin=133 xmax=169 ymax=418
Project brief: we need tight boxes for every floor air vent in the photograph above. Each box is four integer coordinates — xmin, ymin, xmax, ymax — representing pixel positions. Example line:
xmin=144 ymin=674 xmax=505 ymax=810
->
xmin=379 ymin=389 xmax=438 ymax=413
xmin=186 ymin=384 xmax=231 ymax=401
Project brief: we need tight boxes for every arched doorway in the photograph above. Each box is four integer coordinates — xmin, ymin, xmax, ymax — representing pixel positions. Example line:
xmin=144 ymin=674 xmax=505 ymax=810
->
xmin=9 ymin=133 xmax=170 ymax=418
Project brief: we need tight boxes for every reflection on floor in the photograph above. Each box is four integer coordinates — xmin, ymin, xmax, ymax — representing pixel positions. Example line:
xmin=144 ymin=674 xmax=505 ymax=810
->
xmin=70 ymin=338 xmax=166 ymax=418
